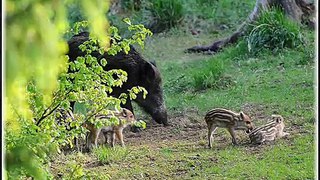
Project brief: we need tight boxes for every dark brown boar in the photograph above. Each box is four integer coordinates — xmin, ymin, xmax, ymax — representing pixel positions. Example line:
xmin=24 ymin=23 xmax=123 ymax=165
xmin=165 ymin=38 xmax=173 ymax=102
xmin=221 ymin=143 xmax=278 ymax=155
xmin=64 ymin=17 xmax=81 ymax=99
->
xmin=67 ymin=32 xmax=168 ymax=126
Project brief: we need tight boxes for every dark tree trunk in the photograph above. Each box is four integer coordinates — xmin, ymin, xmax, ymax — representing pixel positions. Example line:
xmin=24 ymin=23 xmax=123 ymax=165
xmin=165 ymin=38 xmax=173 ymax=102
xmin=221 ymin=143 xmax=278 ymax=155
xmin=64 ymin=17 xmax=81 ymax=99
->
xmin=186 ymin=0 xmax=315 ymax=53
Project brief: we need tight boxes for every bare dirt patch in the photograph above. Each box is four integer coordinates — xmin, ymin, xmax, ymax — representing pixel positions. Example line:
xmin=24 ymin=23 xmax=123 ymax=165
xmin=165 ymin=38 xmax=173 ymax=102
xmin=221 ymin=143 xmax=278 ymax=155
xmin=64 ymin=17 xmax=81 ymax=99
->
xmin=124 ymin=104 xmax=307 ymax=150
xmin=125 ymin=111 xmax=208 ymax=147
xmin=69 ymin=103 xmax=306 ymax=154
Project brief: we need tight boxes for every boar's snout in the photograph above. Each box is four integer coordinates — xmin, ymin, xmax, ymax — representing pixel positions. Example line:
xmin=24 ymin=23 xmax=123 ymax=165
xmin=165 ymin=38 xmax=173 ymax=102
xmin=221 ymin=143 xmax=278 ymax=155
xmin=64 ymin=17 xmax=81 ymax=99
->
xmin=152 ymin=107 xmax=168 ymax=126
xmin=137 ymin=91 xmax=169 ymax=126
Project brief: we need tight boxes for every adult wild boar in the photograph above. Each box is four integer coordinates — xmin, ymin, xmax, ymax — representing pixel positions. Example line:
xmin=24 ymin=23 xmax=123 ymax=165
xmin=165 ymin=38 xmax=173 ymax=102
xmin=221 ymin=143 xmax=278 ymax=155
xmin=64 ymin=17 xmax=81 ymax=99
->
xmin=67 ymin=32 xmax=168 ymax=126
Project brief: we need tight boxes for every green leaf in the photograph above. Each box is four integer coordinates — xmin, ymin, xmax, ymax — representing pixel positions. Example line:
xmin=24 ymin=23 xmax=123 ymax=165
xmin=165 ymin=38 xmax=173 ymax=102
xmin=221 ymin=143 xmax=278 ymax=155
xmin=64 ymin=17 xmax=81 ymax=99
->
xmin=123 ymin=18 xmax=131 ymax=25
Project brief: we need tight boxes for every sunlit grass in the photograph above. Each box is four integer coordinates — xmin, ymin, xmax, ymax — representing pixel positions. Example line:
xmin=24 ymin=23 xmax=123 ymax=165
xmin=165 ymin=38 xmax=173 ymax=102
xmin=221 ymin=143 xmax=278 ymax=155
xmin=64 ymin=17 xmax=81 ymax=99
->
xmin=92 ymin=146 xmax=130 ymax=165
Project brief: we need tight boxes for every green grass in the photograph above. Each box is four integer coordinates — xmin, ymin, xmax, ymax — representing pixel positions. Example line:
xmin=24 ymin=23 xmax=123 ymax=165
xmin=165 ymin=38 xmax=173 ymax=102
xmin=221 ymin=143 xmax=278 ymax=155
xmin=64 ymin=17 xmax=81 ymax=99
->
xmin=246 ymin=7 xmax=304 ymax=54
xmin=159 ymin=37 xmax=314 ymax=119
xmin=202 ymin=135 xmax=314 ymax=179
xmin=58 ymin=135 xmax=313 ymax=179
xmin=92 ymin=146 xmax=130 ymax=165
xmin=108 ymin=0 xmax=256 ymax=36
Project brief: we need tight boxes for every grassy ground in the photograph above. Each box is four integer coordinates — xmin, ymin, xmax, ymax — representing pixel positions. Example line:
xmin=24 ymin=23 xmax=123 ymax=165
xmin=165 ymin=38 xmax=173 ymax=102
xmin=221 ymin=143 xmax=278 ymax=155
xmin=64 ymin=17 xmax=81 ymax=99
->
xmin=51 ymin=1 xmax=316 ymax=179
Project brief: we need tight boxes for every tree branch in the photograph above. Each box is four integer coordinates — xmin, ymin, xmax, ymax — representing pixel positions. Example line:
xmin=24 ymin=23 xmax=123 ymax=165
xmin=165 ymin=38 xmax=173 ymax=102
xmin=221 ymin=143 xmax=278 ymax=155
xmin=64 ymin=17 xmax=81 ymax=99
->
xmin=35 ymin=89 xmax=73 ymax=126
xmin=35 ymin=103 xmax=61 ymax=126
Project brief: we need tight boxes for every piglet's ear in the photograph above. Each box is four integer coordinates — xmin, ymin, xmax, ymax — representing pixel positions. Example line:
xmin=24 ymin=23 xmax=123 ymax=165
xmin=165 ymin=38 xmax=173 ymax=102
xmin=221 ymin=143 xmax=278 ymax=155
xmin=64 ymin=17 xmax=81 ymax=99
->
xmin=122 ymin=108 xmax=127 ymax=117
xmin=272 ymin=115 xmax=281 ymax=123
xmin=240 ymin=112 xmax=245 ymax=119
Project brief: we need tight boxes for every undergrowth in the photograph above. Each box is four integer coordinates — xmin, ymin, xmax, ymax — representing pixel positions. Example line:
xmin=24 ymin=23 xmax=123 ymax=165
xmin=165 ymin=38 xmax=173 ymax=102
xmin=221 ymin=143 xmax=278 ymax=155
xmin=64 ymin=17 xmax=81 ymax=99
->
xmin=92 ymin=146 xmax=130 ymax=165
xmin=246 ymin=8 xmax=304 ymax=54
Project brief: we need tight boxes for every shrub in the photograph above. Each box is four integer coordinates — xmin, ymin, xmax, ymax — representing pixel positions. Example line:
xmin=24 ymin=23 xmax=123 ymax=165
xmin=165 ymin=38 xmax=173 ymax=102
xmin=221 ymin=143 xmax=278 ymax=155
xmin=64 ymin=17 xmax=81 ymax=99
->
xmin=59 ymin=161 xmax=111 ymax=179
xmin=246 ymin=7 xmax=304 ymax=54
xmin=6 ymin=1 xmax=151 ymax=176
xmin=164 ymin=74 xmax=193 ymax=94
xmin=148 ymin=0 xmax=184 ymax=33
xmin=121 ymin=0 xmax=143 ymax=11
xmin=195 ymin=0 xmax=216 ymax=5
xmin=192 ymin=59 xmax=227 ymax=91
xmin=67 ymin=2 xmax=85 ymax=27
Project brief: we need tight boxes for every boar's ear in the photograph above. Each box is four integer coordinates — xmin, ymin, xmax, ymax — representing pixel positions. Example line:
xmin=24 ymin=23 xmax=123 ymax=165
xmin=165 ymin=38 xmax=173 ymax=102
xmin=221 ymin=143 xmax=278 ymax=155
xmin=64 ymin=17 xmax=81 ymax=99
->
xmin=143 ymin=62 xmax=156 ymax=82
xmin=150 ymin=60 xmax=157 ymax=67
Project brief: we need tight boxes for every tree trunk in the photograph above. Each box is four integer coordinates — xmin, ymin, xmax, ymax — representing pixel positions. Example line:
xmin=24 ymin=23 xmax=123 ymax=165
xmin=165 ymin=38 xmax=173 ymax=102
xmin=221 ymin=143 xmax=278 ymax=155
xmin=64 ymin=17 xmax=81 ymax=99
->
xmin=186 ymin=0 xmax=315 ymax=54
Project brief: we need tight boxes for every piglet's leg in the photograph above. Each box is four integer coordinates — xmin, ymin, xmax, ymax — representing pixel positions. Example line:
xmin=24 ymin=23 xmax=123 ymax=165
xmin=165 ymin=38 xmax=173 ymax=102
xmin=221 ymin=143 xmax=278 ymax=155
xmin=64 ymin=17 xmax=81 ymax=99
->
xmin=227 ymin=127 xmax=238 ymax=145
xmin=86 ymin=128 xmax=101 ymax=150
xmin=115 ymin=129 xmax=125 ymax=147
xmin=111 ymin=132 xmax=116 ymax=147
xmin=208 ymin=125 xmax=217 ymax=148
xmin=279 ymin=131 xmax=290 ymax=137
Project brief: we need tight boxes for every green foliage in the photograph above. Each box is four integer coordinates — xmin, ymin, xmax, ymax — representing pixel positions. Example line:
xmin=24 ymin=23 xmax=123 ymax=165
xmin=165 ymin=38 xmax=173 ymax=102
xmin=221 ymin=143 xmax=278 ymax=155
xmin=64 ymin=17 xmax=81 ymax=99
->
xmin=109 ymin=0 xmax=184 ymax=33
xmin=108 ymin=0 xmax=256 ymax=36
xmin=6 ymin=0 xmax=83 ymax=178
xmin=134 ymin=120 xmax=147 ymax=129
xmin=34 ymin=18 xmax=151 ymax=145
xmin=64 ymin=21 xmax=89 ymax=40
xmin=66 ymin=2 xmax=85 ymax=28
xmin=195 ymin=0 xmax=217 ymax=5
xmin=5 ymin=119 xmax=56 ymax=179
xmin=60 ymin=161 xmax=111 ymax=180
xmin=106 ymin=0 xmax=255 ymax=35
xmin=121 ymin=0 xmax=143 ymax=11
xmin=93 ymin=146 xmax=130 ymax=164
xmin=164 ymin=74 xmax=193 ymax=94
xmin=162 ymin=55 xmax=235 ymax=95
xmin=5 ymin=0 xmax=153 ymax=178
xmin=109 ymin=18 xmax=153 ymax=53
xmin=181 ymin=0 xmax=255 ymax=34
xmin=148 ymin=0 xmax=184 ymax=32
xmin=246 ymin=8 xmax=304 ymax=54
xmin=191 ymin=59 xmax=227 ymax=91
